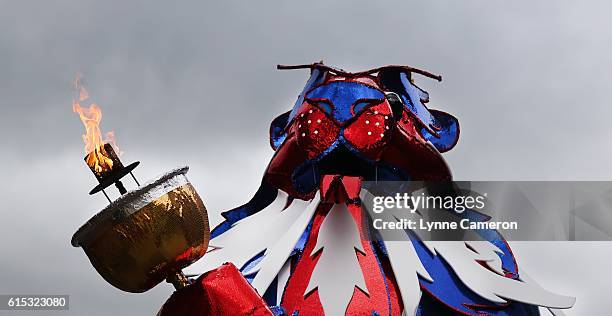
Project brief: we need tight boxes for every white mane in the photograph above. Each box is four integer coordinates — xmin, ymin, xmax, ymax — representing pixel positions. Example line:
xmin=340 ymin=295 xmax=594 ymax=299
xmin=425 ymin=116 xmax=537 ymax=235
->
xmin=195 ymin=188 xmax=575 ymax=315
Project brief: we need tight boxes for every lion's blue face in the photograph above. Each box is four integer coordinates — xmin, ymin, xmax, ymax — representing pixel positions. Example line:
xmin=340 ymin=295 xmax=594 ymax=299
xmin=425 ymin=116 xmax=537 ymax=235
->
xmin=304 ymin=81 xmax=386 ymax=123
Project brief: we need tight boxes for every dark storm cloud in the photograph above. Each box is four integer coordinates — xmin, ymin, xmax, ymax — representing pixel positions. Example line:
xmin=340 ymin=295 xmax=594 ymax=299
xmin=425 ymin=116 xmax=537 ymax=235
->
xmin=2 ymin=1 xmax=612 ymax=178
xmin=1 ymin=1 xmax=612 ymax=315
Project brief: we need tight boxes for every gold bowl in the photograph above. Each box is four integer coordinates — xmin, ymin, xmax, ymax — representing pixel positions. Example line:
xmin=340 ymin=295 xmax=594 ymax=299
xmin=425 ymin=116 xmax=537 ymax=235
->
xmin=72 ymin=167 xmax=210 ymax=293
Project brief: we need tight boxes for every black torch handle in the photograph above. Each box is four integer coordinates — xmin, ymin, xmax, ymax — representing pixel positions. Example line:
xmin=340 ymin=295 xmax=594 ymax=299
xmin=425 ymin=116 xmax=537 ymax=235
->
xmin=115 ymin=180 xmax=127 ymax=195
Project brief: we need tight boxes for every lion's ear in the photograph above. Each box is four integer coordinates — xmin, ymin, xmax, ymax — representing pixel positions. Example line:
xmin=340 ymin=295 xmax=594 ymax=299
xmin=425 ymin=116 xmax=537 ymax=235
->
xmin=421 ymin=110 xmax=459 ymax=153
xmin=285 ymin=68 xmax=327 ymax=124
xmin=270 ymin=66 xmax=327 ymax=151
xmin=269 ymin=111 xmax=291 ymax=150
xmin=379 ymin=69 xmax=459 ymax=152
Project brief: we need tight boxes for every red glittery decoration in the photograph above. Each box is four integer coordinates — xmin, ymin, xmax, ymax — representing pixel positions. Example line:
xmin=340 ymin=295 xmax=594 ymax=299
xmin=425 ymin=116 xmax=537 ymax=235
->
xmin=343 ymin=102 xmax=394 ymax=160
xmin=157 ymin=263 xmax=273 ymax=316
xmin=294 ymin=103 xmax=340 ymax=159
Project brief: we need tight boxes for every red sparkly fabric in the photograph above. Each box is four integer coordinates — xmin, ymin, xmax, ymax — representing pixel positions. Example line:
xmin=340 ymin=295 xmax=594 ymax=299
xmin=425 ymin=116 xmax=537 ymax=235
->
xmin=265 ymin=130 xmax=316 ymax=199
xmin=380 ymin=111 xmax=451 ymax=181
xmin=157 ymin=263 xmax=273 ymax=316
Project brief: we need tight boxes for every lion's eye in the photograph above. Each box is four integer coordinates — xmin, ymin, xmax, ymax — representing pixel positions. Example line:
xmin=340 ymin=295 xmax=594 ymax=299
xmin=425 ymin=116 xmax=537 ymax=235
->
xmin=353 ymin=101 xmax=371 ymax=113
xmin=353 ymin=99 xmax=381 ymax=113
xmin=308 ymin=99 xmax=332 ymax=114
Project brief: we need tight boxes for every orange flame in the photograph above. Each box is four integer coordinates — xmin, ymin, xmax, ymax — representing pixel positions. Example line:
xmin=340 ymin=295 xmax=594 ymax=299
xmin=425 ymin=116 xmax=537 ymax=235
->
xmin=72 ymin=75 xmax=121 ymax=174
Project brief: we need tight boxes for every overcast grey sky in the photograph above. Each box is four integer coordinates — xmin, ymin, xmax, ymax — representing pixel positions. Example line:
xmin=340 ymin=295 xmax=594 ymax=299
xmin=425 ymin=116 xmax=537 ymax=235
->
xmin=1 ymin=1 xmax=612 ymax=315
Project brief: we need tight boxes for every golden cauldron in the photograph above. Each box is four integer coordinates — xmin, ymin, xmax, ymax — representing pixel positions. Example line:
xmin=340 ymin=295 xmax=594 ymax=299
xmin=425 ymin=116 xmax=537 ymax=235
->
xmin=71 ymin=167 xmax=210 ymax=293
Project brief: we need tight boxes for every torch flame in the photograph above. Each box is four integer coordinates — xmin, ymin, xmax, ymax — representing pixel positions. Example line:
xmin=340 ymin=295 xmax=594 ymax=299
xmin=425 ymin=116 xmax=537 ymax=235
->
xmin=72 ymin=75 xmax=121 ymax=174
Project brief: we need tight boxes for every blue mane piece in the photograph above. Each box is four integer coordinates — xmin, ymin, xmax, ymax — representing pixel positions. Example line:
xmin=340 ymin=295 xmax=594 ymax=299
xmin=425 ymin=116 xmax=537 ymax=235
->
xmin=210 ymin=182 xmax=279 ymax=239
